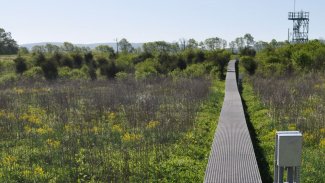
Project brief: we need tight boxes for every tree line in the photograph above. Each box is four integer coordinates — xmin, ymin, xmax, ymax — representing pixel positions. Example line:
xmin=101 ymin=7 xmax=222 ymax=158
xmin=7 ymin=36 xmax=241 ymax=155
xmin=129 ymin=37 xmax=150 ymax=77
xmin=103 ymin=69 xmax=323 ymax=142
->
xmin=0 ymin=28 xmax=19 ymax=55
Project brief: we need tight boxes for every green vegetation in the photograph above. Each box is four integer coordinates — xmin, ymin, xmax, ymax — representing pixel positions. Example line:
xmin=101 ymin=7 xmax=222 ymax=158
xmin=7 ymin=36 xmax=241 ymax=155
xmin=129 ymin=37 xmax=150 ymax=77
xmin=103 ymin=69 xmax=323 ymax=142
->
xmin=254 ymin=40 xmax=325 ymax=75
xmin=0 ymin=78 xmax=224 ymax=182
xmin=2 ymin=26 xmax=324 ymax=182
xmin=239 ymin=39 xmax=325 ymax=183
xmin=241 ymin=77 xmax=325 ymax=183
xmin=0 ymin=26 xmax=231 ymax=182
xmin=0 ymin=28 xmax=18 ymax=55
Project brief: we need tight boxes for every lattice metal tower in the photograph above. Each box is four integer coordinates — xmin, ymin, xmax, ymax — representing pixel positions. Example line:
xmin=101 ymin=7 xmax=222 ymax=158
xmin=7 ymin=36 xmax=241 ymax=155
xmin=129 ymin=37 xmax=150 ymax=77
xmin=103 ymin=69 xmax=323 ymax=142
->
xmin=288 ymin=1 xmax=309 ymax=43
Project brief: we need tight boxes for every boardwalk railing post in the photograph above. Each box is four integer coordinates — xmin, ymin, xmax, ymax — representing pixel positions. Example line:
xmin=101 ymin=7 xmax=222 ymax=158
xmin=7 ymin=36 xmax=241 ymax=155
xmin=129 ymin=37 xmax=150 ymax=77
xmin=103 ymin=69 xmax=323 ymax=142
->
xmin=274 ymin=131 xmax=302 ymax=183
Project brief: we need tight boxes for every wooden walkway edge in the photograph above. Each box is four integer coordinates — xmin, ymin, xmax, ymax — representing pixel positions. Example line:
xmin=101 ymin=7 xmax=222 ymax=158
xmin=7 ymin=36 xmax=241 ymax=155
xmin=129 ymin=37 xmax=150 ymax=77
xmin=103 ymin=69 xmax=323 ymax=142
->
xmin=204 ymin=60 xmax=262 ymax=183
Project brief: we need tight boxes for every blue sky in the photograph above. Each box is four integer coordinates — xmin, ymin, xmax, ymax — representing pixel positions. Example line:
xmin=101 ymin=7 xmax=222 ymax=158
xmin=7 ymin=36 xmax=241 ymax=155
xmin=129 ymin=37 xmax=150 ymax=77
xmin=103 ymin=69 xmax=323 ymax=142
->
xmin=1 ymin=0 xmax=324 ymax=44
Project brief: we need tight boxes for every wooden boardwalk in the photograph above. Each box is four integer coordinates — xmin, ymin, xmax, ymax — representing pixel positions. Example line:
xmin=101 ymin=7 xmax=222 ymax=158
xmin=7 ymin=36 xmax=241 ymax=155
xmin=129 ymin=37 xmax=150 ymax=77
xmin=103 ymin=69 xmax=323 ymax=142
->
xmin=204 ymin=60 xmax=262 ymax=183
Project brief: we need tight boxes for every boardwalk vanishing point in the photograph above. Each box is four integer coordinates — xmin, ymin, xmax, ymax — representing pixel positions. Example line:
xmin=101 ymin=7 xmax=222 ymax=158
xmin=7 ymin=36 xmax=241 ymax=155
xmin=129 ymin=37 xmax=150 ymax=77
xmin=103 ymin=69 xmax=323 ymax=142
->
xmin=204 ymin=60 xmax=262 ymax=183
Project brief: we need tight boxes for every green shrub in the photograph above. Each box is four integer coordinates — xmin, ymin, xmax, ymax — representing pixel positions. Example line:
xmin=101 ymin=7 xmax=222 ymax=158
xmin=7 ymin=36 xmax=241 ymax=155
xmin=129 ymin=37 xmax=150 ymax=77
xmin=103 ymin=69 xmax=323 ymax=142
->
xmin=71 ymin=53 xmax=84 ymax=68
xmin=241 ymin=56 xmax=257 ymax=75
xmin=70 ymin=69 xmax=88 ymax=79
xmin=23 ymin=66 xmax=43 ymax=79
xmin=33 ymin=53 xmax=46 ymax=66
xmin=59 ymin=67 xmax=72 ymax=79
xmin=0 ymin=59 xmax=15 ymax=74
xmin=183 ymin=64 xmax=206 ymax=78
xmin=41 ymin=60 xmax=58 ymax=80
xmin=100 ymin=61 xmax=119 ymax=79
xmin=60 ymin=54 xmax=74 ymax=68
xmin=116 ymin=54 xmax=134 ymax=72
xmin=292 ymin=50 xmax=312 ymax=70
xmin=14 ymin=56 xmax=27 ymax=74
xmin=206 ymin=50 xmax=230 ymax=80
xmin=88 ymin=66 xmax=97 ymax=80
xmin=0 ymin=73 xmax=17 ymax=85
xmin=135 ymin=58 xmax=159 ymax=79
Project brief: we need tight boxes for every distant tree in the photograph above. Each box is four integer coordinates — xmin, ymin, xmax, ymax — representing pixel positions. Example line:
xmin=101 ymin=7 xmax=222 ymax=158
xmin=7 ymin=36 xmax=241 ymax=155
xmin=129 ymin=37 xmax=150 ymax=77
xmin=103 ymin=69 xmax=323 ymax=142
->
xmin=118 ymin=38 xmax=134 ymax=54
xmin=41 ymin=59 xmax=58 ymax=80
xmin=71 ymin=53 xmax=84 ymax=68
xmin=94 ymin=45 xmax=115 ymax=58
xmin=187 ymin=39 xmax=198 ymax=49
xmin=75 ymin=46 xmax=91 ymax=54
xmin=52 ymin=52 xmax=63 ymax=64
xmin=31 ymin=45 xmax=46 ymax=55
xmin=177 ymin=58 xmax=187 ymax=70
xmin=270 ymin=39 xmax=278 ymax=48
xmin=254 ymin=41 xmax=269 ymax=52
xmin=240 ymin=47 xmax=256 ymax=57
xmin=142 ymin=41 xmax=174 ymax=55
xmin=179 ymin=38 xmax=187 ymax=50
xmin=170 ymin=42 xmax=181 ymax=53
xmin=0 ymin=28 xmax=18 ymax=55
xmin=204 ymin=37 xmax=220 ymax=50
xmin=199 ymin=41 xmax=206 ymax=50
xmin=45 ymin=44 xmax=60 ymax=54
xmin=229 ymin=41 xmax=236 ymax=53
xmin=60 ymin=54 xmax=74 ymax=68
xmin=34 ymin=53 xmax=46 ymax=66
xmin=241 ymin=56 xmax=257 ymax=75
xmin=84 ymin=52 xmax=94 ymax=65
xmin=207 ymin=50 xmax=231 ymax=80
xmin=243 ymin=33 xmax=255 ymax=47
xmin=18 ymin=47 xmax=29 ymax=55
xmin=100 ymin=61 xmax=119 ymax=78
xmin=88 ymin=65 xmax=97 ymax=80
xmin=235 ymin=37 xmax=245 ymax=51
xmin=95 ymin=45 xmax=114 ymax=54
xmin=14 ymin=56 xmax=27 ymax=74
xmin=221 ymin=39 xmax=227 ymax=49
xmin=132 ymin=52 xmax=153 ymax=64
xmin=204 ymin=37 xmax=226 ymax=50
xmin=62 ymin=42 xmax=75 ymax=52
xmin=194 ymin=50 xmax=206 ymax=63
xmin=292 ymin=50 xmax=312 ymax=70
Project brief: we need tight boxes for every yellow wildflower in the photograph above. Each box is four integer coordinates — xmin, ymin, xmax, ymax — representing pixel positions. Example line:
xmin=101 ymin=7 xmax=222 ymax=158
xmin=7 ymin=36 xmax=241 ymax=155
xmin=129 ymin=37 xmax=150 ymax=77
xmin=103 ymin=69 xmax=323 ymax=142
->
xmin=36 ymin=128 xmax=46 ymax=135
xmin=304 ymin=132 xmax=316 ymax=143
xmin=146 ymin=120 xmax=160 ymax=129
xmin=319 ymin=139 xmax=325 ymax=149
xmin=2 ymin=155 xmax=17 ymax=166
xmin=122 ymin=132 xmax=143 ymax=142
xmin=36 ymin=126 xmax=53 ymax=135
xmin=34 ymin=166 xmax=44 ymax=176
xmin=108 ymin=112 xmax=116 ymax=120
xmin=288 ymin=124 xmax=296 ymax=131
xmin=91 ymin=126 xmax=100 ymax=134
xmin=7 ymin=112 xmax=16 ymax=121
xmin=320 ymin=128 xmax=325 ymax=134
xmin=24 ymin=125 xmax=32 ymax=134
xmin=112 ymin=124 xmax=123 ymax=133
xmin=22 ymin=170 xmax=32 ymax=178
xmin=46 ymin=139 xmax=60 ymax=149
xmin=64 ymin=124 xmax=73 ymax=133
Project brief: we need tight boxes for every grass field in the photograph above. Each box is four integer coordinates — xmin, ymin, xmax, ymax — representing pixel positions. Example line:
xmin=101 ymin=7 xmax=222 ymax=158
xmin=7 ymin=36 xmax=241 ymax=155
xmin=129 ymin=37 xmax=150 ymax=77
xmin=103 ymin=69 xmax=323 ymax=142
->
xmin=0 ymin=77 xmax=224 ymax=182
xmin=241 ymin=74 xmax=325 ymax=183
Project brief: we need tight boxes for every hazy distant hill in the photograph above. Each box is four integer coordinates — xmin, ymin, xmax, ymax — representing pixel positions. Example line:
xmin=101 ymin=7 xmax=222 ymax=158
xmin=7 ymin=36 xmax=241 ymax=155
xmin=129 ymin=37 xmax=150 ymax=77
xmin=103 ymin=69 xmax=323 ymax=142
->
xmin=20 ymin=42 xmax=143 ymax=51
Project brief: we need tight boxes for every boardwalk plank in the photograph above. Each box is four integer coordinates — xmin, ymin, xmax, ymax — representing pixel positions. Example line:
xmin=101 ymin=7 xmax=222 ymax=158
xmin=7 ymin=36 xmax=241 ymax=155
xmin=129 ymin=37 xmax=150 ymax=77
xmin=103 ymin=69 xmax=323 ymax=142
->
xmin=204 ymin=60 xmax=262 ymax=183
